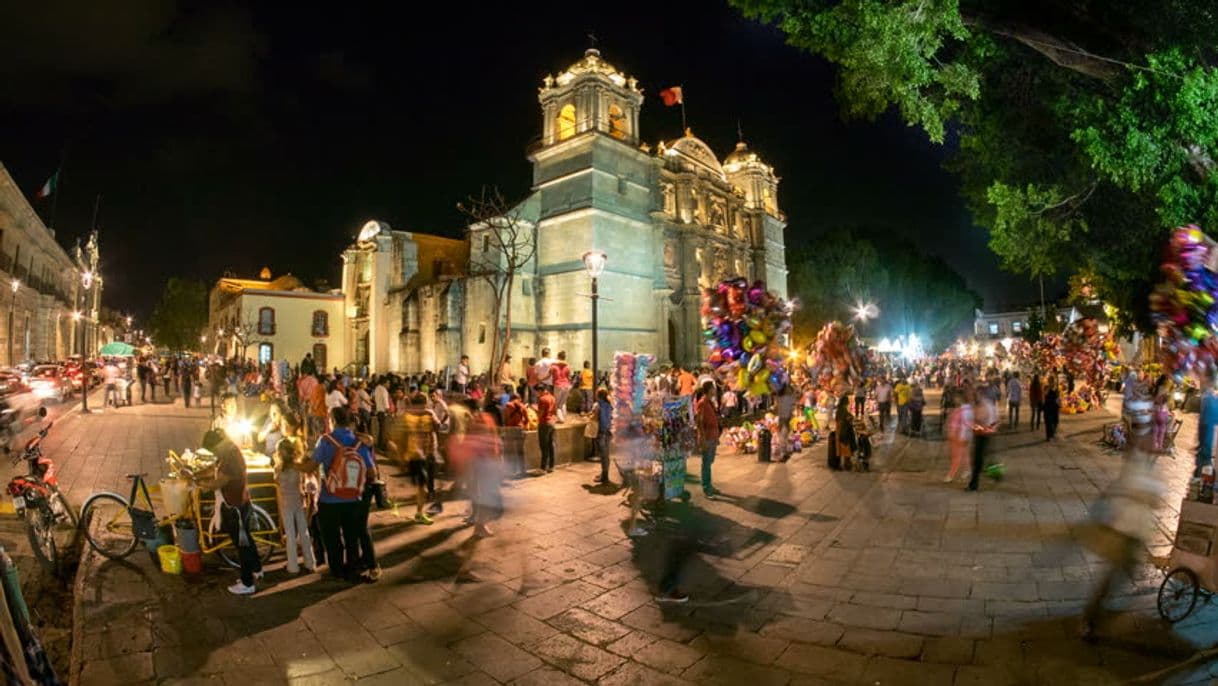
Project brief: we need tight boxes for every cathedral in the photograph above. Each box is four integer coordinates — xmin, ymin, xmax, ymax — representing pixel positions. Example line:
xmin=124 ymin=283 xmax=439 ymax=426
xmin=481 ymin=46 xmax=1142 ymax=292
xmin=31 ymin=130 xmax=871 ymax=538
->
xmin=341 ymin=49 xmax=788 ymax=376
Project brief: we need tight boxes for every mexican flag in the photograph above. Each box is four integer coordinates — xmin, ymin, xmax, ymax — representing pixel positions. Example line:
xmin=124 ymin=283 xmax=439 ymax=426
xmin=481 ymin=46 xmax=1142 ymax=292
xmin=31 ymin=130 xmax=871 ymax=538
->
xmin=34 ymin=170 xmax=59 ymax=199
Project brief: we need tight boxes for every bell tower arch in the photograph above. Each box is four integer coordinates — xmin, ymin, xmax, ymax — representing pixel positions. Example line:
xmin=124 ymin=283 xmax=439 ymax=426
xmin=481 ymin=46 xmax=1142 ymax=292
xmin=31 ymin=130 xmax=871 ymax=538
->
xmin=538 ymin=48 xmax=643 ymax=147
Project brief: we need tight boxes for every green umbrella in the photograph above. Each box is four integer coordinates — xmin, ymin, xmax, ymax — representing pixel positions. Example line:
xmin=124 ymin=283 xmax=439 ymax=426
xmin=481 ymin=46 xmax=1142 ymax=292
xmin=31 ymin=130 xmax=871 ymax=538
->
xmin=99 ymin=341 xmax=136 ymax=357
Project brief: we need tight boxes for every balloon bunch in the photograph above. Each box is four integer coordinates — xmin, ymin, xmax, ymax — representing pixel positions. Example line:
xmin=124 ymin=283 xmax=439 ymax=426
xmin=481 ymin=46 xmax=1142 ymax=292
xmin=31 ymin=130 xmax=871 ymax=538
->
xmin=701 ymin=278 xmax=793 ymax=396
xmin=1151 ymin=225 xmax=1218 ymax=379
xmin=1059 ymin=317 xmax=1110 ymax=391
xmin=611 ymin=351 xmax=655 ymax=432
xmin=805 ymin=321 xmax=867 ymax=392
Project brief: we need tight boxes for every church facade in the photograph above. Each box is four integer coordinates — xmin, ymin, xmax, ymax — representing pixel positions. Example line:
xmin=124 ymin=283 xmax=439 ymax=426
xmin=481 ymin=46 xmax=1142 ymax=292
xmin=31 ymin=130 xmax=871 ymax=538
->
xmin=342 ymin=49 xmax=787 ymax=376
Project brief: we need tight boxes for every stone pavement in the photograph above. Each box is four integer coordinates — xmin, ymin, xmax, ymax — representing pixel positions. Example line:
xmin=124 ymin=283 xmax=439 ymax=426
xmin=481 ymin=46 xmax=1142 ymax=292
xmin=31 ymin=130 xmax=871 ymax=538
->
xmin=66 ymin=393 xmax=1218 ymax=685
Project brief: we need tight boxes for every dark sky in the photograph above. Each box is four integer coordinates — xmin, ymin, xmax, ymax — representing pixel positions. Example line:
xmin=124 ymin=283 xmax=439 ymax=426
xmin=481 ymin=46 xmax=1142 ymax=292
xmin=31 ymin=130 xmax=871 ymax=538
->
xmin=0 ymin=0 xmax=1040 ymax=319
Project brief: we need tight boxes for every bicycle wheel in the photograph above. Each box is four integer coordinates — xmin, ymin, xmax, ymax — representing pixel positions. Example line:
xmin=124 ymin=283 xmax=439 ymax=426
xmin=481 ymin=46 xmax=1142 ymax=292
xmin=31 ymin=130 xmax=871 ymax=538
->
xmin=217 ymin=505 xmax=277 ymax=569
xmin=25 ymin=504 xmax=58 ymax=576
xmin=1158 ymin=567 xmax=1199 ymax=623
xmin=81 ymin=492 xmax=138 ymax=560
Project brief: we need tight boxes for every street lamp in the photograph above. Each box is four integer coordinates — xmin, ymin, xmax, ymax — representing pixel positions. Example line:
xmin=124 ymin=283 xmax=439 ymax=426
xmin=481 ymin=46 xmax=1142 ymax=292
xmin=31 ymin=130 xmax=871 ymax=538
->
xmin=582 ymin=251 xmax=607 ymax=392
xmin=852 ymin=301 xmax=878 ymax=322
xmin=6 ymin=280 xmax=17 ymax=367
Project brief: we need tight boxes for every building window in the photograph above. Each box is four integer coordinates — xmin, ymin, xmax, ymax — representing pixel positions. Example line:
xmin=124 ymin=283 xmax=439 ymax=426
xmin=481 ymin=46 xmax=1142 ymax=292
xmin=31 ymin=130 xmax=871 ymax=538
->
xmin=478 ymin=323 xmax=486 ymax=344
xmin=311 ymin=310 xmax=329 ymax=336
xmin=482 ymin=234 xmax=490 ymax=252
xmin=608 ymin=104 xmax=627 ymax=139
xmin=1012 ymin=321 xmax=1023 ymax=333
xmin=557 ymin=103 xmax=577 ymax=141
xmin=258 ymin=342 xmax=273 ymax=364
xmin=988 ymin=322 xmax=999 ymax=336
xmin=521 ymin=279 xmax=532 ymax=296
xmin=313 ymin=343 xmax=327 ymax=370
xmin=258 ymin=307 xmax=276 ymax=335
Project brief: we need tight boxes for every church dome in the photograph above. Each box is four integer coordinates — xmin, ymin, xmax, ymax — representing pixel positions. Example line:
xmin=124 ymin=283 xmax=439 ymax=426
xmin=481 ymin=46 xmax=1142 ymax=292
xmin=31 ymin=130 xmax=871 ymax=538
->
xmin=664 ymin=131 xmax=725 ymax=179
xmin=722 ymin=140 xmax=774 ymax=176
xmin=554 ymin=48 xmax=632 ymax=89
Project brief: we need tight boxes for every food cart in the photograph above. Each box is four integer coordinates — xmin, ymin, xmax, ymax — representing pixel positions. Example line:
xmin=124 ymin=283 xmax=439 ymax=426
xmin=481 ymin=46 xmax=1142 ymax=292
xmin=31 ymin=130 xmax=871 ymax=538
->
xmin=165 ymin=448 xmax=281 ymax=567
xmin=1157 ymin=498 xmax=1218 ymax=622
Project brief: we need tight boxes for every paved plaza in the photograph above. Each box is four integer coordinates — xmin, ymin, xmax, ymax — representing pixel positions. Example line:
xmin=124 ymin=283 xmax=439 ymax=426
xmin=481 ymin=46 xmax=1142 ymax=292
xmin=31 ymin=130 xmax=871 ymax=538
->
xmin=33 ymin=394 xmax=1218 ymax=685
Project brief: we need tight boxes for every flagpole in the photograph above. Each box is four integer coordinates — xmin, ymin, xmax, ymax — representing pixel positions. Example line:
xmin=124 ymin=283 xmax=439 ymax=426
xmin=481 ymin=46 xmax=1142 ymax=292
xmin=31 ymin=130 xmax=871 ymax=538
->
xmin=680 ymin=101 xmax=687 ymax=133
xmin=48 ymin=144 xmax=67 ymax=230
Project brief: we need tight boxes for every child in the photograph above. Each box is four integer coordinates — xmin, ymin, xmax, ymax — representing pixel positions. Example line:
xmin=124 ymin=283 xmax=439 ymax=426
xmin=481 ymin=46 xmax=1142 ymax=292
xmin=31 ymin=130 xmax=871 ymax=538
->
xmin=945 ymin=388 xmax=973 ymax=483
xmin=275 ymin=429 xmax=317 ymax=574
xmin=1153 ymin=389 xmax=1172 ymax=452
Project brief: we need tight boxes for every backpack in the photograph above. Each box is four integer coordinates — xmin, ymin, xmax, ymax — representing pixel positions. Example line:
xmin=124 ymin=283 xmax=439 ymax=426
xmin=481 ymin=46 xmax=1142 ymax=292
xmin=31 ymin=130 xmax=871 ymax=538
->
xmin=323 ymin=434 xmax=367 ymax=500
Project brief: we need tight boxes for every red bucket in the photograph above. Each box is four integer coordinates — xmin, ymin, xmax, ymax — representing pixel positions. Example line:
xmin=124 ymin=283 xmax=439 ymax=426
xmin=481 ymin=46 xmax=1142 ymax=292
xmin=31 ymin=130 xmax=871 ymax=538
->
xmin=180 ymin=550 xmax=203 ymax=575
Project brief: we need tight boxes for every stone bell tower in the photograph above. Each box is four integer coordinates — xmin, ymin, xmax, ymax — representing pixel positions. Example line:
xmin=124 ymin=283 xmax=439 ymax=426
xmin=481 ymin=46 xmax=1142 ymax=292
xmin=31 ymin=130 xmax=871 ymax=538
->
xmin=527 ymin=49 xmax=661 ymax=367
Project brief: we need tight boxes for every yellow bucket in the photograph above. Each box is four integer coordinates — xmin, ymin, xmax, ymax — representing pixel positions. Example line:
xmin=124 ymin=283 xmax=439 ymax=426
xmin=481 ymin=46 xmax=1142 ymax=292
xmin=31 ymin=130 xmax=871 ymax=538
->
xmin=158 ymin=545 xmax=182 ymax=575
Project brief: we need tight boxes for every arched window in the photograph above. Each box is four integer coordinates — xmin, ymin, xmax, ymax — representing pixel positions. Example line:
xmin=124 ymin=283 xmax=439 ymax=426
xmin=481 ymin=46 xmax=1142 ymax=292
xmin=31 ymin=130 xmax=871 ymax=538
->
xmin=311 ymin=310 xmax=329 ymax=337
xmin=312 ymin=343 xmax=327 ymax=370
xmin=608 ymin=104 xmax=627 ymax=139
xmin=258 ymin=342 xmax=273 ymax=364
xmin=257 ymin=306 xmax=275 ymax=335
xmin=557 ymin=103 xmax=577 ymax=141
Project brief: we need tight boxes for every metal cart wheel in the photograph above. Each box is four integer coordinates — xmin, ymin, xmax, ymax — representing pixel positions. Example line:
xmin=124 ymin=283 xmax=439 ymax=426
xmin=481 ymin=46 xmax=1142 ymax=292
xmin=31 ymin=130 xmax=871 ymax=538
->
xmin=1158 ymin=567 xmax=1200 ymax=623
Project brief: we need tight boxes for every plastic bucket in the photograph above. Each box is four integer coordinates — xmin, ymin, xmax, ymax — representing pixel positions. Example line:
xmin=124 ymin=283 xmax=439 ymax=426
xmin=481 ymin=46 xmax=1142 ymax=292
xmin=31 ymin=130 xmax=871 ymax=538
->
xmin=174 ymin=520 xmax=200 ymax=554
xmin=180 ymin=550 xmax=203 ymax=575
xmin=158 ymin=545 xmax=182 ymax=575
xmin=160 ymin=479 xmax=192 ymax=518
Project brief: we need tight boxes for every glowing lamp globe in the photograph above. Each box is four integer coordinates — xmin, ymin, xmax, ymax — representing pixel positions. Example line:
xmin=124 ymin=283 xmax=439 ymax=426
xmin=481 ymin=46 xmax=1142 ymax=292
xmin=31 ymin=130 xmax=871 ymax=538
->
xmin=582 ymin=251 xmax=608 ymax=278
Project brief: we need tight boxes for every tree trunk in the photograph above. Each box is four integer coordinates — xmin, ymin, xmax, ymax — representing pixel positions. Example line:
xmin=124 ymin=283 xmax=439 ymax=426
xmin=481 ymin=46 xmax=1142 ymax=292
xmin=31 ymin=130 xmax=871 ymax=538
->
xmin=502 ymin=271 xmax=515 ymax=380
xmin=486 ymin=279 xmax=505 ymax=381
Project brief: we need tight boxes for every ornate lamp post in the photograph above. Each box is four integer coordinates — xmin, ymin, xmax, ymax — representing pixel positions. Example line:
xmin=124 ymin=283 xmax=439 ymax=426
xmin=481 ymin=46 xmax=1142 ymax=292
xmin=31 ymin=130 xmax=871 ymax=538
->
xmin=582 ymin=251 xmax=607 ymax=391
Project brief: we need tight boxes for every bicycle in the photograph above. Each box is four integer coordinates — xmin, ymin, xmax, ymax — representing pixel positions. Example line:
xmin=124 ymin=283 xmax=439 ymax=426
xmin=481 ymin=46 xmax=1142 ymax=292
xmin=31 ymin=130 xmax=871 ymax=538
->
xmin=80 ymin=470 xmax=278 ymax=569
xmin=5 ymin=417 xmax=78 ymax=577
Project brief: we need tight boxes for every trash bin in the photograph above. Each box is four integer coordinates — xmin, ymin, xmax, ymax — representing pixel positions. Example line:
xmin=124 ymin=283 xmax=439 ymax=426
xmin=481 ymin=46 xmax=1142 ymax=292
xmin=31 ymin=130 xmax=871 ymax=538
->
xmin=757 ymin=427 xmax=772 ymax=463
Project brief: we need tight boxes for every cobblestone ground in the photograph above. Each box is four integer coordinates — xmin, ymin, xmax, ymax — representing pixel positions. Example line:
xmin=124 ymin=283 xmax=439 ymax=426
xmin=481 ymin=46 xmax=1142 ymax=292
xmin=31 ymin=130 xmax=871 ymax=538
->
xmin=60 ymin=392 xmax=1218 ymax=685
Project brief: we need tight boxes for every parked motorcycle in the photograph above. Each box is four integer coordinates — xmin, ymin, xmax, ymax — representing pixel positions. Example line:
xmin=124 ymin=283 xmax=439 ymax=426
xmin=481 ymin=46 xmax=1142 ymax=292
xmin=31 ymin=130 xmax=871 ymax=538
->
xmin=6 ymin=412 xmax=78 ymax=577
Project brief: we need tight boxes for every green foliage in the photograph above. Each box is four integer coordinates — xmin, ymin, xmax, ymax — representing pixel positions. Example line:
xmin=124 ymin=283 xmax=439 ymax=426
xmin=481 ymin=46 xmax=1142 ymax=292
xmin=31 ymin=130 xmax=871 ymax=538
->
xmin=788 ymin=228 xmax=980 ymax=351
xmin=733 ymin=0 xmax=1218 ymax=333
xmin=736 ymin=0 xmax=976 ymax=143
xmin=147 ymin=278 xmax=207 ymax=351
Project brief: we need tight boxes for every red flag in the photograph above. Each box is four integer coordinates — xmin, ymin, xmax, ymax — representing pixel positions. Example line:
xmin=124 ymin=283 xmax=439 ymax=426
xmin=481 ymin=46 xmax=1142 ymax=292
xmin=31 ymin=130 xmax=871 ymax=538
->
xmin=659 ymin=86 xmax=683 ymax=107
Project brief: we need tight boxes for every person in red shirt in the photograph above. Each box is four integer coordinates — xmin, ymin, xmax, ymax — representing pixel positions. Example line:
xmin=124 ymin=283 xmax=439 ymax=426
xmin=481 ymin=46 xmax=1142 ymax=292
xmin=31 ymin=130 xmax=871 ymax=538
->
xmin=502 ymin=393 xmax=528 ymax=478
xmin=694 ymin=381 xmax=721 ymax=497
xmin=536 ymin=385 xmax=558 ymax=472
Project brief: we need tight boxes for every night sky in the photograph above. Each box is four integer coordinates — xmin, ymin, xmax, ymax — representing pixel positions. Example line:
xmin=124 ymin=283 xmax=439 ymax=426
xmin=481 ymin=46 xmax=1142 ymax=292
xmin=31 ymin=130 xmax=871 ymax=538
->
xmin=0 ymin=0 xmax=1041 ymax=319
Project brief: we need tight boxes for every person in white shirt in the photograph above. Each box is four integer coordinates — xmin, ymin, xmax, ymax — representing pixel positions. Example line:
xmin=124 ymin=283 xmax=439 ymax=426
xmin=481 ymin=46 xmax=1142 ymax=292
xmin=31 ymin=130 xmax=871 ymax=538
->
xmin=373 ymin=379 xmax=391 ymax=449
xmin=534 ymin=348 xmax=555 ymax=387
xmin=875 ymin=378 xmax=893 ymax=430
xmin=1006 ymin=372 xmax=1023 ymax=430
xmin=455 ymin=355 xmax=471 ymax=393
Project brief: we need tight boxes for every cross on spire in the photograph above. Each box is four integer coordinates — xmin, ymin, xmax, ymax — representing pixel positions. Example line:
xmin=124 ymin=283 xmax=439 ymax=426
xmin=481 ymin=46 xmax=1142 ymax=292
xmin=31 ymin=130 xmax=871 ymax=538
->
xmin=737 ymin=119 xmax=744 ymax=142
xmin=587 ymin=32 xmax=598 ymax=50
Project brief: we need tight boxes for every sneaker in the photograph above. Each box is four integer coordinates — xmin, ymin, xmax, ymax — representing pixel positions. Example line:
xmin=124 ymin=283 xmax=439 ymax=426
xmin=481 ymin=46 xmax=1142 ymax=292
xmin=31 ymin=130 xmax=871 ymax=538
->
xmin=627 ymin=527 xmax=648 ymax=537
xmin=942 ymin=475 xmax=954 ymax=483
xmin=656 ymin=590 xmax=689 ymax=603
xmin=414 ymin=513 xmax=434 ymax=525
xmin=365 ymin=566 xmax=382 ymax=582
xmin=286 ymin=564 xmax=300 ymax=575
xmin=227 ymin=582 xmax=256 ymax=596
xmin=427 ymin=502 xmax=443 ymax=514
xmin=253 ymin=571 xmax=265 ymax=581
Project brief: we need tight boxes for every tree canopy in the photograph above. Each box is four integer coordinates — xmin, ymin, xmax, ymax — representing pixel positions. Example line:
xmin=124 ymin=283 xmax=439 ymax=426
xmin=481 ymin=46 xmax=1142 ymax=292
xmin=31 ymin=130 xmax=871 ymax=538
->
xmin=148 ymin=278 xmax=208 ymax=351
xmin=788 ymin=228 xmax=980 ymax=350
xmin=732 ymin=0 xmax=1218 ymax=333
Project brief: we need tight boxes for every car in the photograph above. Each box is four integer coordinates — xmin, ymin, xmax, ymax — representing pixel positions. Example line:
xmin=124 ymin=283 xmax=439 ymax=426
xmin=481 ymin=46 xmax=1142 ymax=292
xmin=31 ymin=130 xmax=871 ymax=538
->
xmin=0 ymin=373 xmax=43 ymax=431
xmin=28 ymin=365 xmax=72 ymax=403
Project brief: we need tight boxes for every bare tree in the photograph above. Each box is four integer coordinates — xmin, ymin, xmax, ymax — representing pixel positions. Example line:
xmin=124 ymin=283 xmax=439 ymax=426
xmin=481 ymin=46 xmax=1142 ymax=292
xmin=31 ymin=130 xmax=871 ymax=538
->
xmin=216 ymin=315 xmax=271 ymax=362
xmin=458 ymin=187 xmax=536 ymax=381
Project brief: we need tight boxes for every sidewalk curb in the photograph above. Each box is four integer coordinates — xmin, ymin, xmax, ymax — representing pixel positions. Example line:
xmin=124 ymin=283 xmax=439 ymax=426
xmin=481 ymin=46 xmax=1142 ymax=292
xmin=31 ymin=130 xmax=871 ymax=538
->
xmin=67 ymin=533 xmax=93 ymax=686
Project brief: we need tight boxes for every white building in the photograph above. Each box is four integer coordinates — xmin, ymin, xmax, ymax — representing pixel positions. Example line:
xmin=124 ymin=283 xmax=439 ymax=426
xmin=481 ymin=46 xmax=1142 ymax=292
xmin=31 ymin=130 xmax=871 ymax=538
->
xmin=342 ymin=49 xmax=789 ymax=376
xmin=208 ymin=271 xmax=347 ymax=371
xmin=973 ymin=306 xmax=1081 ymax=340
xmin=0 ymin=163 xmax=102 ymax=365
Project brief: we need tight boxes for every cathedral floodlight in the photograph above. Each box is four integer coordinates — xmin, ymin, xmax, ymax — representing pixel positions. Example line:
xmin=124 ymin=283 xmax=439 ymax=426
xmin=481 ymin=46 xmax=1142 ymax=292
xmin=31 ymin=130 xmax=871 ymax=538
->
xmin=582 ymin=251 xmax=608 ymax=278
